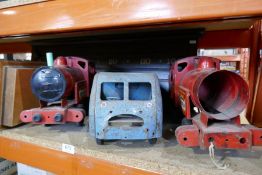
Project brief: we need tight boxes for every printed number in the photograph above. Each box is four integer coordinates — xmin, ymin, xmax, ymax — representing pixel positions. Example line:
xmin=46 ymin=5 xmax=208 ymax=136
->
xmin=62 ymin=144 xmax=75 ymax=154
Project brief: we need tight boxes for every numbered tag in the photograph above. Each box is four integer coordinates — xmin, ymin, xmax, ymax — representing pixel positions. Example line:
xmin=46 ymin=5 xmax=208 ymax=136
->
xmin=62 ymin=143 xmax=75 ymax=154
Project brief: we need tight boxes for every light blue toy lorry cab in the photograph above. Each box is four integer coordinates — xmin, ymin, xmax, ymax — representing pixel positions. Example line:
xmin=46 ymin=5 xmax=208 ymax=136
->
xmin=89 ymin=72 xmax=162 ymax=145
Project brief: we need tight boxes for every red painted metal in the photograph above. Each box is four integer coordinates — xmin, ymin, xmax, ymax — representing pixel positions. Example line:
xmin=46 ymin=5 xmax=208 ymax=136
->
xmin=171 ymin=56 xmax=262 ymax=149
xmin=20 ymin=56 xmax=95 ymax=124
xmin=175 ymin=125 xmax=199 ymax=147
xmin=176 ymin=115 xmax=253 ymax=149
xmin=54 ymin=56 xmax=95 ymax=99
xmin=172 ymin=56 xmax=249 ymax=120
xmin=244 ymin=125 xmax=262 ymax=146
xmin=20 ymin=107 xmax=85 ymax=124
xmin=197 ymin=29 xmax=251 ymax=49
xmin=176 ymin=116 xmax=262 ymax=149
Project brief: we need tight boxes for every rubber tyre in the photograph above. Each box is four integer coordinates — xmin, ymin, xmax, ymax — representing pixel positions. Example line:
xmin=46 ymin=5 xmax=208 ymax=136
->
xmin=77 ymin=120 xmax=84 ymax=127
xmin=96 ymin=138 xmax=104 ymax=145
xmin=148 ymin=138 xmax=157 ymax=145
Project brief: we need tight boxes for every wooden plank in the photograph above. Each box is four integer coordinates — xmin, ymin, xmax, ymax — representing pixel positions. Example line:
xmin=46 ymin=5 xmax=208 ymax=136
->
xmin=0 ymin=0 xmax=46 ymax=9
xmin=1 ymin=66 xmax=40 ymax=127
xmin=251 ymin=64 xmax=262 ymax=127
xmin=0 ymin=43 xmax=32 ymax=53
xmin=1 ymin=66 xmax=16 ymax=126
xmin=215 ymin=55 xmax=241 ymax=62
xmin=0 ymin=18 xmax=256 ymax=44
xmin=198 ymin=29 xmax=251 ymax=48
xmin=1 ymin=124 xmax=262 ymax=175
xmin=246 ymin=20 xmax=262 ymax=126
xmin=0 ymin=0 xmax=262 ymax=37
xmin=0 ymin=136 xmax=159 ymax=175
xmin=0 ymin=61 xmax=44 ymax=126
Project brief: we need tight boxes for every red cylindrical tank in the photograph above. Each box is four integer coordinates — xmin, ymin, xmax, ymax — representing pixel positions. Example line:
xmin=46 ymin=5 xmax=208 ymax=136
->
xmin=31 ymin=56 xmax=92 ymax=103
xmin=54 ymin=66 xmax=85 ymax=99
xmin=171 ymin=56 xmax=249 ymax=120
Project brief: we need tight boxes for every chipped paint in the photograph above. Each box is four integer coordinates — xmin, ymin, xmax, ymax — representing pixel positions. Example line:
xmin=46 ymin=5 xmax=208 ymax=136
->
xmin=89 ymin=72 xmax=162 ymax=143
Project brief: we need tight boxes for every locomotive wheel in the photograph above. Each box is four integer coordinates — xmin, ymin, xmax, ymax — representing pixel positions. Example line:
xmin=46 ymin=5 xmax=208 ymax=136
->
xmin=148 ymin=138 xmax=157 ymax=145
xmin=77 ymin=120 xmax=84 ymax=127
xmin=181 ymin=118 xmax=192 ymax=125
xmin=44 ymin=124 xmax=52 ymax=127
xmin=96 ymin=138 xmax=104 ymax=145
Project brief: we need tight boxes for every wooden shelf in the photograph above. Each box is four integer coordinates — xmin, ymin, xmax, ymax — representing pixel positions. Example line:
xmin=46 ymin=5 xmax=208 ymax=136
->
xmin=0 ymin=1 xmax=262 ymax=174
xmin=0 ymin=137 xmax=156 ymax=175
xmin=0 ymin=124 xmax=262 ymax=175
xmin=215 ymin=55 xmax=242 ymax=62
xmin=0 ymin=0 xmax=262 ymax=37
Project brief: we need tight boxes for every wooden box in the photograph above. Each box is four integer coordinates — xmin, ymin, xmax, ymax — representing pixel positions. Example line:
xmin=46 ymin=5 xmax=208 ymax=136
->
xmin=0 ymin=61 xmax=44 ymax=127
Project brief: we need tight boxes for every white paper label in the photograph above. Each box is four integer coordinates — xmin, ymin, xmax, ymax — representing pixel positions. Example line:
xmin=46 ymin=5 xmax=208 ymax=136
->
xmin=62 ymin=144 xmax=75 ymax=154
